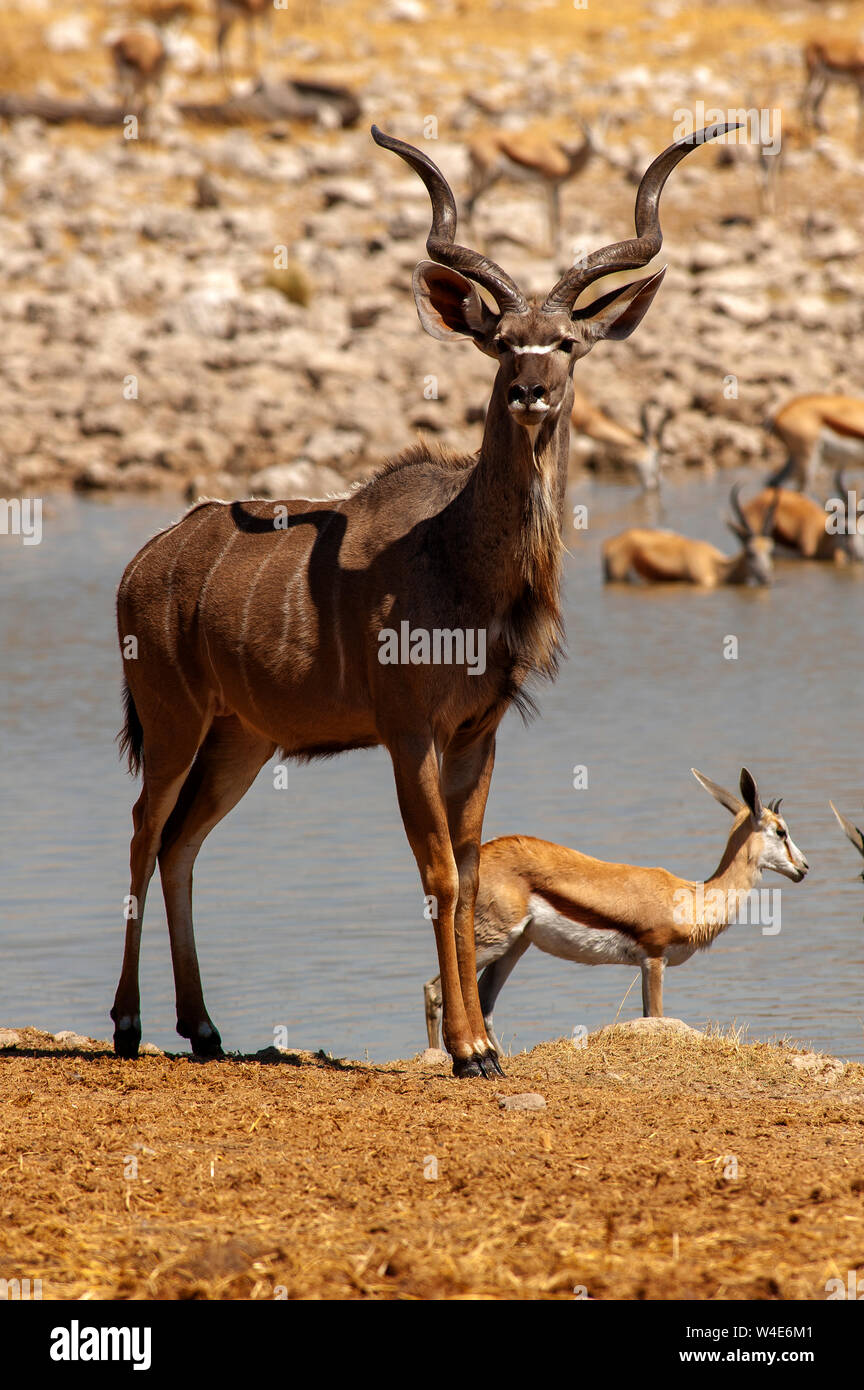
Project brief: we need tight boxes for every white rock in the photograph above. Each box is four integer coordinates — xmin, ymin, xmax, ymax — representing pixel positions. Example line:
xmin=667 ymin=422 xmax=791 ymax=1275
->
xmin=44 ymin=16 xmax=90 ymax=53
xmin=249 ymin=461 xmax=349 ymax=498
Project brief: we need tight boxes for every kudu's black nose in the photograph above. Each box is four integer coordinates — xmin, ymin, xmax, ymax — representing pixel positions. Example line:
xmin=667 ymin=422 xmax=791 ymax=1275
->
xmin=508 ymin=383 xmax=548 ymax=408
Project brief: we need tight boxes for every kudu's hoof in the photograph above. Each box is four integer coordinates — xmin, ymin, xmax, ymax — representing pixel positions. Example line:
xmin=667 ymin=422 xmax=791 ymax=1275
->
xmin=452 ymin=1051 xmax=505 ymax=1079
xmin=112 ymin=1017 xmax=142 ymax=1059
xmin=179 ymin=1022 xmax=224 ymax=1058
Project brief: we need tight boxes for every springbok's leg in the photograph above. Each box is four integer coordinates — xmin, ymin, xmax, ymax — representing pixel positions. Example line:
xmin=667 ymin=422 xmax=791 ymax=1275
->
xmin=424 ymin=974 xmax=442 ymax=1049
xmin=389 ymin=732 xmax=488 ymax=1077
xmin=112 ymin=716 xmax=210 ymax=1058
xmin=477 ymin=933 xmax=531 ymax=1057
xmin=641 ymin=956 xmax=665 ymax=1017
xmin=441 ymin=731 xmax=503 ymax=1076
xmin=157 ymin=717 xmax=275 ymax=1056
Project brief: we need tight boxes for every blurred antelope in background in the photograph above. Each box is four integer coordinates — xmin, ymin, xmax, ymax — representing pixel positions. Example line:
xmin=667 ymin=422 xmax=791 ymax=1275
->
xmin=425 ymin=769 xmax=808 ymax=1050
xmin=465 ymin=121 xmax=595 ymax=252
xmin=571 ymin=390 xmax=672 ymax=490
xmin=215 ymin=0 xmax=273 ymax=88
xmin=742 ymin=472 xmax=864 ymax=563
xmin=801 ymin=38 xmax=864 ymax=142
xmin=602 ymin=485 xmax=777 ymax=586
xmin=110 ymin=28 xmax=169 ymax=116
xmin=110 ymin=121 xmax=733 ymax=1077
xmin=766 ymin=393 xmax=864 ymax=491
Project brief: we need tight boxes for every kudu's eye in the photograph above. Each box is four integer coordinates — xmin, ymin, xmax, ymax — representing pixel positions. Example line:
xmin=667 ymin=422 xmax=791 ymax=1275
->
xmin=558 ymin=338 xmax=576 ymax=353
xmin=493 ymin=338 xmax=510 ymax=354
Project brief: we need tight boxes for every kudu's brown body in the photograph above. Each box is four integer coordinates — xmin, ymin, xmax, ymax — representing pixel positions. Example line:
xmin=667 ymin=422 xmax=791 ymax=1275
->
xmin=111 ymin=121 xmax=730 ymax=1076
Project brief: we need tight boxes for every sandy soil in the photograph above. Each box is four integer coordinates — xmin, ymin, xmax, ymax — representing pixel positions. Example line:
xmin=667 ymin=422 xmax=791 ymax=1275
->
xmin=1 ymin=1022 xmax=863 ymax=1300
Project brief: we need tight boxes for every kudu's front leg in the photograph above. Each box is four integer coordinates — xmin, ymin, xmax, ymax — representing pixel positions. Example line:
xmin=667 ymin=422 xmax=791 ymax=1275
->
xmin=390 ymin=733 xmax=495 ymax=1077
xmin=441 ymin=731 xmax=503 ymax=1076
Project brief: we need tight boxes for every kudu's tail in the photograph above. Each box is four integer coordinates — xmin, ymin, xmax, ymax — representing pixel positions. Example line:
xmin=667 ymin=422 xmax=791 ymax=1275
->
xmin=118 ymin=678 xmax=144 ymax=776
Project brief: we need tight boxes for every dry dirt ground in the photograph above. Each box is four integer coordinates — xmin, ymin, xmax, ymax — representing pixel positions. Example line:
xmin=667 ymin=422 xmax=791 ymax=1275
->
xmin=1 ymin=1022 xmax=863 ymax=1300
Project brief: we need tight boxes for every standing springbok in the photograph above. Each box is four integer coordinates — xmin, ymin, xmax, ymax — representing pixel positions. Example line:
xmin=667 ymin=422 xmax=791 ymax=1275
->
xmin=830 ymin=801 xmax=864 ymax=867
xmin=601 ymin=486 xmax=778 ymax=587
xmin=214 ymin=0 xmax=272 ymax=88
xmin=110 ymin=28 xmax=169 ymax=117
xmin=766 ymin=394 xmax=864 ymax=492
xmin=425 ymin=769 xmax=809 ymax=1050
xmin=111 ymin=121 xmax=731 ymax=1077
xmin=465 ymin=123 xmax=595 ymax=252
xmin=571 ymin=391 xmax=672 ymax=490
xmin=801 ymin=38 xmax=864 ymax=142
xmin=741 ymin=474 xmax=864 ymax=563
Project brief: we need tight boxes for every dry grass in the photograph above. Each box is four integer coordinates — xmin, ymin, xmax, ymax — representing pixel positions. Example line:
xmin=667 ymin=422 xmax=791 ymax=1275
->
xmin=2 ymin=1025 xmax=863 ymax=1300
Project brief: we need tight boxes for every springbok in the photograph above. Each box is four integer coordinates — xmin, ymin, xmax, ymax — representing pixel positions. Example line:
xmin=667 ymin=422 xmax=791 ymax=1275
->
xmin=830 ymin=801 xmax=864 ymax=868
xmin=601 ymin=485 xmax=777 ymax=587
xmin=741 ymin=474 xmax=864 ymax=563
xmin=110 ymin=28 xmax=169 ymax=116
xmin=766 ymin=394 xmax=864 ymax=492
xmin=571 ymin=390 xmax=672 ymax=490
xmin=801 ymin=38 xmax=864 ymax=142
xmin=214 ymin=0 xmax=272 ymax=88
xmin=425 ymin=768 xmax=808 ymax=1051
xmin=110 ymin=120 xmax=731 ymax=1078
xmin=465 ymin=123 xmax=595 ymax=252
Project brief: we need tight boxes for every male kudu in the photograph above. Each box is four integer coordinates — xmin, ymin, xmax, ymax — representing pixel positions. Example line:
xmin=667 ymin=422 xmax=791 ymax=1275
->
xmin=111 ymin=121 xmax=731 ymax=1077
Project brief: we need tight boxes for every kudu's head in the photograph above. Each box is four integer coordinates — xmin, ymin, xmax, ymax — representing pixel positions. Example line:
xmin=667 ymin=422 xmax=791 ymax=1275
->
xmin=728 ymin=484 xmax=778 ymax=585
xmin=372 ymin=122 xmax=735 ymax=434
xmin=692 ymin=767 xmax=809 ymax=882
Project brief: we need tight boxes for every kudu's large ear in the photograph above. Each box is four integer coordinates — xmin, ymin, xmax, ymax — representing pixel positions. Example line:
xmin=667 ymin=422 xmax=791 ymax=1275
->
xmin=412 ymin=261 xmax=498 ymax=348
xmin=692 ymin=768 xmax=743 ymax=816
xmin=575 ymin=267 xmax=667 ymax=344
xmin=739 ymin=767 xmax=764 ymax=824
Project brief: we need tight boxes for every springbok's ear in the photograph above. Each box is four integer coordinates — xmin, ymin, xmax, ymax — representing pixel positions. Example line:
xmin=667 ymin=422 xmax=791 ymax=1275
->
xmin=739 ymin=767 xmax=764 ymax=824
xmin=692 ymin=768 xmax=743 ymax=816
xmin=412 ymin=262 xmax=498 ymax=347
xmin=830 ymin=801 xmax=864 ymax=858
xmin=575 ymin=267 xmax=667 ymax=344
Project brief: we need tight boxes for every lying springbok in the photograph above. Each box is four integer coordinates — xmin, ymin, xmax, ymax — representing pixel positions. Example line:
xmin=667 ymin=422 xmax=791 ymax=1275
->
xmin=571 ymin=390 xmax=672 ymax=490
xmin=766 ymin=394 xmax=864 ymax=491
xmin=602 ymin=485 xmax=777 ymax=587
xmin=830 ymin=801 xmax=864 ymax=867
xmin=425 ymin=768 xmax=809 ymax=1050
xmin=741 ymin=474 xmax=864 ymax=563
xmin=111 ymin=120 xmax=731 ymax=1078
xmin=801 ymin=38 xmax=864 ymax=142
xmin=465 ymin=122 xmax=595 ymax=251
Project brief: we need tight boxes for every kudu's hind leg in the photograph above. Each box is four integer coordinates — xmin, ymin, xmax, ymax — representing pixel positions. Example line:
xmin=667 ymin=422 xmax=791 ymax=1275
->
xmin=442 ymin=732 xmax=503 ymax=1077
xmin=112 ymin=724 xmax=207 ymax=1058
xmin=390 ymin=733 xmax=493 ymax=1077
xmin=157 ymin=717 xmax=275 ymax=1056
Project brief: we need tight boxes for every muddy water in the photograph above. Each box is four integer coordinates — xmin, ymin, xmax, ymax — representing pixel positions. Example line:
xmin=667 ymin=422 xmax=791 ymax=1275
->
xmin=2 ymin=479 xmax=863 ymax=1062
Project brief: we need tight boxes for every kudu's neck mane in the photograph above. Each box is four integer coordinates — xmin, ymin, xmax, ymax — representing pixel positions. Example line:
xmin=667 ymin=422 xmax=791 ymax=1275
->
xmin=468 ymin=365 xmax=571 ymax=688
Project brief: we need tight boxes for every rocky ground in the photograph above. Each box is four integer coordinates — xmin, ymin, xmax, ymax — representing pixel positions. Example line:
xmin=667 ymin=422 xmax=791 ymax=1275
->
xmin=1 ymin=1019 xmax=862 ymax=1299
xmin=0 ymin=0 xmax=862 ymax=499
